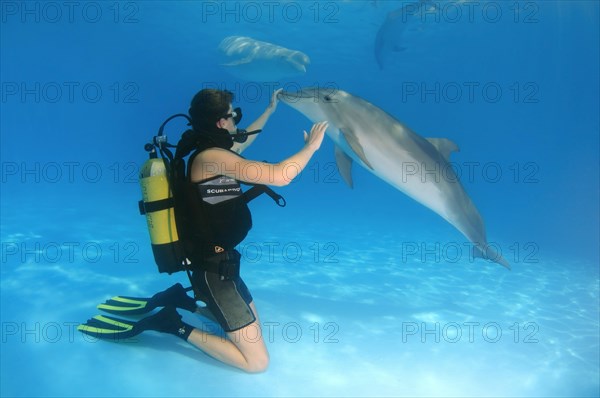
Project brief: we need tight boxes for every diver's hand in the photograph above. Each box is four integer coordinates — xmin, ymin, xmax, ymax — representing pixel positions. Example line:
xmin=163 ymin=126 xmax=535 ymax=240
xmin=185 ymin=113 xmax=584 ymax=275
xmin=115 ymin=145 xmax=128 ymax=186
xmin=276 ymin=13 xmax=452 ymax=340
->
xmin=267 ymin=88 xmax=283 ymax=113
xmin=303 ymin=121 xmax=328 ymax=152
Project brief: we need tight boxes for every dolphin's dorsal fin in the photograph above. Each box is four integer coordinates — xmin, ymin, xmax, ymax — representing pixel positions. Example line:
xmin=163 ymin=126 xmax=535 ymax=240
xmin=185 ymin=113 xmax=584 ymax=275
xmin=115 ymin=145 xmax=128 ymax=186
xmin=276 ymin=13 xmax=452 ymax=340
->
xmin=340 ymin=128 xmax=374 ymax=170
xmin=334 ymin=146 xmax=354 ymax=188
xmin=426 ymin=138 xmax=460 ymax=161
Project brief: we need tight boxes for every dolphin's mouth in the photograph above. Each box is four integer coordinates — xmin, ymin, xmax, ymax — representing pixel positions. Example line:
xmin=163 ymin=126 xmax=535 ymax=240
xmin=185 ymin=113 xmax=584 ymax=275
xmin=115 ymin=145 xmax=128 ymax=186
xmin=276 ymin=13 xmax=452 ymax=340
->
xmin=278 ymin=87 xmax=329 ymax=103
xmin=289 ymin=62 xmax=308 ymax=74
xmin=278 ymin=89 xmax=314 ymax=102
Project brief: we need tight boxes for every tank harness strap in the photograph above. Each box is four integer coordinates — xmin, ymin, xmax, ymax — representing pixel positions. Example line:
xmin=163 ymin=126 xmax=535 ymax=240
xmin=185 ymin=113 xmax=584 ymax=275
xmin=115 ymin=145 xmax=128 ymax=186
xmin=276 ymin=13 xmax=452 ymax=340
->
xmin=138 ymin=197 xmax=175 ymax=215
xmin=243 ymin=184 xmax=286 ymax=207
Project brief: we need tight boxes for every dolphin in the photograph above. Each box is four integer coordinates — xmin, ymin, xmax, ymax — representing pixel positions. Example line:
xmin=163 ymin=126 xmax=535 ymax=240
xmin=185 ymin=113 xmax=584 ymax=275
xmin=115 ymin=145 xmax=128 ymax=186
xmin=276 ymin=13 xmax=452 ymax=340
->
xmin=218 ymin=36 xmax=310 ymax=81
xmin=278 ymin=88 xmax=510 ymax=269
xmin=374 ymin=1 xmax=429 ymax=70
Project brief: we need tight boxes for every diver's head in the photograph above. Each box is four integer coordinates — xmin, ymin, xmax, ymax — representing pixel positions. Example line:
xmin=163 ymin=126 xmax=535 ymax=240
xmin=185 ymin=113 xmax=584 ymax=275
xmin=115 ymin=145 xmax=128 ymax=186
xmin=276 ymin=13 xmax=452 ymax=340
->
xmin=188 ymin=88 xmax=246 ymax=149
xmin=188 ymin=89 xmax=242 ymax=133
xmin=215 ymin=105 xmax=243 ymax=135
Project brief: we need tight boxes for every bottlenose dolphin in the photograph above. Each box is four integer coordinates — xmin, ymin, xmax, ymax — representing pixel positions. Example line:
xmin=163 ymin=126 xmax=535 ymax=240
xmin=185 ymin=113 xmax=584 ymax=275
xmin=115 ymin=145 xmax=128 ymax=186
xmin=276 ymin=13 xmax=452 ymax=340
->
xmin=374 ymin=1 xmax=432 ymax=70
xmin=278 ymin=88 xmax=510 ymax=269
xmin=218 ymin=36 xmax=310 ymax=81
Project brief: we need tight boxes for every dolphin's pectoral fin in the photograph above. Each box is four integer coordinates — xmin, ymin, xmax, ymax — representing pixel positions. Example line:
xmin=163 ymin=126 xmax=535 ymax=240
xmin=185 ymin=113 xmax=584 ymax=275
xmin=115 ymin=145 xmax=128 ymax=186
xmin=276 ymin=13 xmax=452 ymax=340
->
xmin=426 ymin=138 xmax=460 ymax=162
xmin=334 ymin=146 xmax=354 ymax=188
xmin=340 ymin=129 xmax=374 ymax=170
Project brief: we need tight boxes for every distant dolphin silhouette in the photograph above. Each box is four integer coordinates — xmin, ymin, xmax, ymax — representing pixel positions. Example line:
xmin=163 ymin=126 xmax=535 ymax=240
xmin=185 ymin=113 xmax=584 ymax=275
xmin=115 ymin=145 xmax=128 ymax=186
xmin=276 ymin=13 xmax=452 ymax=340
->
xmin=218 ymin=36 xmax=310 ymax=81
xmin=279 ymin=88 xmax=510 ymax=269
xmin=374 ymin=1 xmax=429 ymax=70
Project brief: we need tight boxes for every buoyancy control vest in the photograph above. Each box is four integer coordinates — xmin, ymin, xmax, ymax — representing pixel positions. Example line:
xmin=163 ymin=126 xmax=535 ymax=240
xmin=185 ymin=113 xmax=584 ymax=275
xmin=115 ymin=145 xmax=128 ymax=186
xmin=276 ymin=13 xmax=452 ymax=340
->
xmin=138 ymin=114 xmax=285 ymax=275
xmin=177 ymin=151 xmax=253 ymax=263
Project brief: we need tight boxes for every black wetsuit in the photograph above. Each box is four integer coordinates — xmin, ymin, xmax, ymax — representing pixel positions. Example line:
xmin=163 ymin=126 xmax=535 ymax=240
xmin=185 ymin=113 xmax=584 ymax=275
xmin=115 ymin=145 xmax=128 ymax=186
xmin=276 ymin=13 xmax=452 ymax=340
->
xmin=181 ymin=145 xmax=257 ymax=332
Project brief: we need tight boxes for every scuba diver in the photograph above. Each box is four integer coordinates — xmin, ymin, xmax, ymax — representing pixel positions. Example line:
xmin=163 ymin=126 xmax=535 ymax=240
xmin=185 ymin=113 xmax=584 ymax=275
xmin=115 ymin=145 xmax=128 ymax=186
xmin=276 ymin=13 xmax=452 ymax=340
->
xmin=78 ymin=88 xmax=328 ymax=373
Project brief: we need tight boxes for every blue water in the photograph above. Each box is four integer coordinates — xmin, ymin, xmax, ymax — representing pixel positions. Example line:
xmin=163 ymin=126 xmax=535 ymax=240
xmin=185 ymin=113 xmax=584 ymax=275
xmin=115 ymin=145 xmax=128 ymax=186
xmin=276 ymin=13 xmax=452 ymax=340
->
xmin=1 ymin=1 xmax=598 ymax=397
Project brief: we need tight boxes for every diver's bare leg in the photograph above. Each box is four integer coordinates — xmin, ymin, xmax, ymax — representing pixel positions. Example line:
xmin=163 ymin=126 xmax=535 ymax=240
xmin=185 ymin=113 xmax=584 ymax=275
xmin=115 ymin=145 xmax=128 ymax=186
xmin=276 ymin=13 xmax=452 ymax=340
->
xmin=186 ymin=302 xmax=269 ymax=373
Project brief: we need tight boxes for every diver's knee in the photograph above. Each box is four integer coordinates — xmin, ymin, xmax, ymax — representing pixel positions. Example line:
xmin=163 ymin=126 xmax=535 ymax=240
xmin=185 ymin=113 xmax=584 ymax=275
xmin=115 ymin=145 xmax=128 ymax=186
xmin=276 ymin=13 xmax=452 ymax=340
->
xmin=245 ymin=353 xmax=269 ymax=373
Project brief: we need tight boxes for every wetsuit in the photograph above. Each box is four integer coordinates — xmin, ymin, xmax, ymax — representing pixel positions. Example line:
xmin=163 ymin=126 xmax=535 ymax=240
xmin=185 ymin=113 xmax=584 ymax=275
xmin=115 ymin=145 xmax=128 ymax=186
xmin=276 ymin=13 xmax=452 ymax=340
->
xmin=181 ymin=148 xmax=256 ymax=332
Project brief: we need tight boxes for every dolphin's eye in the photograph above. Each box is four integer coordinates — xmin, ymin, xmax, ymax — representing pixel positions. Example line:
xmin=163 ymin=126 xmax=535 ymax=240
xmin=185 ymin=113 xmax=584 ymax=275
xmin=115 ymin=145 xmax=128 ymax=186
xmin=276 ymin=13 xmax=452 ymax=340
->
xmin=324 ymin=95 xmax=331 ymax=101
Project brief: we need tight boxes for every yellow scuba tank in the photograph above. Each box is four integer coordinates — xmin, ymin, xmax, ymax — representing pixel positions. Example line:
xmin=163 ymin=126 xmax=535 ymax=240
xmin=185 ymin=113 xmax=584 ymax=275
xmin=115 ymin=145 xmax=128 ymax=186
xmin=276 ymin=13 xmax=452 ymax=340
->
xmin=139 ymin=154 xmax=185 ymax=274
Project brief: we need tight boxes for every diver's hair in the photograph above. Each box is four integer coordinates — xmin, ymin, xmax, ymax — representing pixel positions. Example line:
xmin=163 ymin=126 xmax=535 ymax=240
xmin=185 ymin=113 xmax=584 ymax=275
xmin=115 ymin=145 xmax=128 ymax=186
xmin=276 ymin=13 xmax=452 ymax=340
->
xmin=188 ymin=89 xmax=234 ymax=132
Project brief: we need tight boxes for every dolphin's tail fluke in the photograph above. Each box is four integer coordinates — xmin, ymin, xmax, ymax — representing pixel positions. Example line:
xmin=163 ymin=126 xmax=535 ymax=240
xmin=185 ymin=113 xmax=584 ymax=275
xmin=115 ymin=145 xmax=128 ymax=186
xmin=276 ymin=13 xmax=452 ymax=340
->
xmin=473 ymin=243 xmax=511 ymax=270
